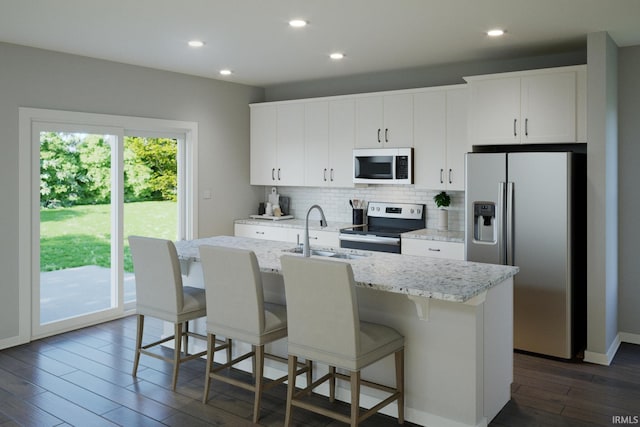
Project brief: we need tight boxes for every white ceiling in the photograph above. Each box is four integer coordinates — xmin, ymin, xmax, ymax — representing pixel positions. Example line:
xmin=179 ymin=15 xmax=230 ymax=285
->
xmin=1 ymin=0 xmax=639 ymax=87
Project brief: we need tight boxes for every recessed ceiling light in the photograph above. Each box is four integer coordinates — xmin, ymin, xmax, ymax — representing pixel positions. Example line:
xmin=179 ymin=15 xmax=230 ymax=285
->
xmin=289 ymin=19 xmax=307 ymax=28
xmin=219 ymin=69 xmax=232 ymax=76
xmin=487 ymin=29 xmax=505 ymax=37
xmin=329 ymin=52 xmax=345 ymax=60
xmin=188 ymin=40 xmax=205 ymax=47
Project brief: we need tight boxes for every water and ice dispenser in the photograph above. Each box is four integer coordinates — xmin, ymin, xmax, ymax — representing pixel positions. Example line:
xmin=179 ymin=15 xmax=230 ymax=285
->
xmin=473 ymin=202 xmax=496 ymax=243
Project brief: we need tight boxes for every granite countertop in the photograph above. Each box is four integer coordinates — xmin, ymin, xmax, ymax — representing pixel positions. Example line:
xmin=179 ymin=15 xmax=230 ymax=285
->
xmin=235 ymin=218 xmax=352 ymax=233
xmin=175 ymin=235 xmax=518 ymax=304
xmin=401 ymin=228 xmax=465 ymax=243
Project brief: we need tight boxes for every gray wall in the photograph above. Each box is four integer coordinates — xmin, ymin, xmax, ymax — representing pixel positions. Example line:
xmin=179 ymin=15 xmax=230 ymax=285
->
xmin=264 ymin=49 xmax=586 ymax=101
xmin=586 ymin=32 xmax=619 ymax=359
xmin=0 ymin=42 xmax=263 ymax=342
xmin=618 ymin=45 xmax=640 ymax=335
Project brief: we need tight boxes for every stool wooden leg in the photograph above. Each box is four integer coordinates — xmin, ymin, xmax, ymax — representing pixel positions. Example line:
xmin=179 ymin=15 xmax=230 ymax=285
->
xmin=350 ymin=370 xmax=361 ymax=427
xmin=284 ymin=355 xmax=298 ymax=427
xmin=306 ymin=359 xmax=313 ymax=392
xmin=171 ymin=322 xmax=183 ymax=390
xmin=253 ymin=345 xmax=265 ymax=423
xmin=203 ymin=333 xmax=214 ymax=403
xmin=396 ymin=348 xmax=405 ymax=424
xmin=329 ymin=366 xmax=336 ymax=402
xmin=183 ymin=321 xmax=189 ymax=355
xmin=226 ymin=338 xmax=232 ymax=363
xmin=132 ymin=314 xmax=144 ymax=377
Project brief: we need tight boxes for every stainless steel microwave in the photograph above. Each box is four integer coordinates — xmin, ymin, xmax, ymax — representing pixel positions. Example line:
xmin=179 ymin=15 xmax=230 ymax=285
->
xmin=353 ymin=148 xmax=413 ymax=184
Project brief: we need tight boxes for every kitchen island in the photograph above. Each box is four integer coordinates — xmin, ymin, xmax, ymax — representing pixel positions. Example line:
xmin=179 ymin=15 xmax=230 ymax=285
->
xmin=175 ymin=236 xmax=518 ymax=427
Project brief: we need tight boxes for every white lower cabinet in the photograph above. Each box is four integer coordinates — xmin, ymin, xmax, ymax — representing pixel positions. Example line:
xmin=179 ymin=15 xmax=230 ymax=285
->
xmin=233 ymin=224 xmax=296 ymax=243
xmin=234 ymin=223 xmax=339 ymax=247
xmin=401 ymin=239 xmax=465 ymax=260
xmin=289 ymin=229 xmax=340 ymax=248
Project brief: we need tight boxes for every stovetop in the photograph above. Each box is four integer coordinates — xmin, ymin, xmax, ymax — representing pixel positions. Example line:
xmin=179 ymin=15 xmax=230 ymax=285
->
xmin=339 ymin=224 xmax=419 ymax=237
xmin=340 ymin=201 xmax=426 ymax=238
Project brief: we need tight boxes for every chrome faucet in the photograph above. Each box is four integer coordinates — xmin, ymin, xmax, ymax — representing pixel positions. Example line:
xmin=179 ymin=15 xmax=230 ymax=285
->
xmin=303 ymin=204 xmax=328 ymax=257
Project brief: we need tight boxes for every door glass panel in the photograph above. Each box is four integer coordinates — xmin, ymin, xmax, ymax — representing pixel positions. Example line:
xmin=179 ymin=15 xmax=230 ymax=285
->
xmin=39 ymin=132 xmax=114 ymax=324
xmin=123 ymin=136 xmax=178 ymax=306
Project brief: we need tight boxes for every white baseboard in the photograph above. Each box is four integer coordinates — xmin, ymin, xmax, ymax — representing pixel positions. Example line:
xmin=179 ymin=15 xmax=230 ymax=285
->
xmin=619 ymin=331 xmax=640 ymax=345
xmin=584 ymin=333 xmax=622 ymax=365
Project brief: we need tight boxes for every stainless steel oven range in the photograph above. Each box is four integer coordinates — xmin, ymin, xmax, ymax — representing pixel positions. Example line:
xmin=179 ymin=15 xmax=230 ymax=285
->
xmin=339 ymin=201 xmax=425 ymax=253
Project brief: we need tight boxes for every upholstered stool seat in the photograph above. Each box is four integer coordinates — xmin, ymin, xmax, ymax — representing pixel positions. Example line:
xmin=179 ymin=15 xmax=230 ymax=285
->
xmin=281 ymin=255 xmax=405 ymax=426
xmin=199 ymin=245 xmax=310 ymax=424
xmin=128 ymin=236 xmax=230 ymax=391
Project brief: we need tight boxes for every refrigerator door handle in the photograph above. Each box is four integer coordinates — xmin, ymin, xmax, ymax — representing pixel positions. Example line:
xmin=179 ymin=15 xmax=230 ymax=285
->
xmin=506 ymin=181 xmax=515 ymax=266
xmin=498 ymin=181 xmax=506 ymax=265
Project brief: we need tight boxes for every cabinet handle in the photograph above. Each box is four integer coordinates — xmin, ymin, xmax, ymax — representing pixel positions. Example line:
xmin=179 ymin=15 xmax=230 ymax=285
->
xmin=428 ymin=248 xmax=441 ymax=252
xmin=525 ymin=118 xmax=529 ymax=137
xmin=440 ymin=168 xmax=444 ymax=184
xmin=514 ymin=118 xmax=517 ymax=137
xmin=271 ymin=168 xmax=275 ymax=180
xmin=385 ymin=128 xmax=389 ymax=142
xmin=277 ymin=168 xmax=281 ymax=180
xmin=330 ymin=168 xmax=334 ymax=181
xmin=323 ymin=168 xmax=327 ymax=181
xmin=449 ymin=168 xmax=453 ymax=184
xmin=256 ymin=231 xmax=265 ymax=235
xmin=377 ymin=128 xmax=381 ymax=143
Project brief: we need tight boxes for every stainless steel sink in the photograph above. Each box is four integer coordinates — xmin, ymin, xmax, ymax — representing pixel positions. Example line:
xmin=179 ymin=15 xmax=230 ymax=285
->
xmin=283 ymin=247 xmax=369 ymax=260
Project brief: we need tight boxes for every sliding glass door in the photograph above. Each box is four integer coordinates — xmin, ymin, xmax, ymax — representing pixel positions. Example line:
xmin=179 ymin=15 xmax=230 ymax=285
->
xmin=19 ymin=108 xmax=197 ymax=342
xmin=31 ymin=125 xmax=189 ymax=339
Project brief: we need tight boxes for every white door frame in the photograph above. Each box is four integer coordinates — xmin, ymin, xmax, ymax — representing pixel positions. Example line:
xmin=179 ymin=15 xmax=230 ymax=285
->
xmin=18 ymin=108 xmax=198 ymax=342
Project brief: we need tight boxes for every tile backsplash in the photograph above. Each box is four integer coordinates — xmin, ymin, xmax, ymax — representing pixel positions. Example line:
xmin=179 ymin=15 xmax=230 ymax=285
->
xmin=261 ymin=185 xmax=464 ymax=231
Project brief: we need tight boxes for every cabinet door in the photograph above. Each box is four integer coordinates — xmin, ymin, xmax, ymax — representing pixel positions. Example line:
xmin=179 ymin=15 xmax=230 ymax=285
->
xmin=250 ymin=105 xmax=278 ymax=185
xmin=304 ymin=101 xmax=330 ymax=187
xmin=276 ymin=103 xmax=305 ymax=186
xmin=413 ymin=90 xmax=446 ymax=189
xmin=383 ymin=93 xmax=414 ymax=148
xmin=445 ymin=87 xmax=469 ymax=191
xmin=401 ymin=239 xmax=464 ymax=260
xmin=328 ymin=99 xmax=355 ymax=187
xmin=234 ymin=224 xmax=295 ymax=242
xmin=468 ymin=77 xmax=521 ymax=145
xmin=521 ymin=72 xmax=576 ymax=143
xmin=355 ymin=96 xmax=383 ymax=148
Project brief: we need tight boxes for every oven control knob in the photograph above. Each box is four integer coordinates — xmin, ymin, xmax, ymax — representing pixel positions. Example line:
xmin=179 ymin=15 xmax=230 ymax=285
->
xmin=417 ymin=208 xmax=421 ymax=214
xmin=410 ymin=209 xmax=414 ymax=214
xmin=376 ymin=207 xmax=380 ymax=211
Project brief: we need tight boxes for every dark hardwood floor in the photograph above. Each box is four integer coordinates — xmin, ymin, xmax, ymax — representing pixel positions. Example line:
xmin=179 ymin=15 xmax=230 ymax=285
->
xmin=0 ymin=316 xmax=638 ymax=426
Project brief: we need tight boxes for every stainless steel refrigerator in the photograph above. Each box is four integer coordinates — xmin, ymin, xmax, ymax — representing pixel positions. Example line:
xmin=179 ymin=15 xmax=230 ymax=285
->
xmin=465 ymin=150 xmax=586 ymax=359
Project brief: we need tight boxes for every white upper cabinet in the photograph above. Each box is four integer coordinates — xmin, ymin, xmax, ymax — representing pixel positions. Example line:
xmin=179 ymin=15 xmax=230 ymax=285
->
xmin=304 ymin=99 xmax=355 ymax=188
xmin=465 ymin=65 xmax=586 ymax=145
xmin=445 ymin=87 xmax=469 ymax=190
xmin=304 ymin=101 xmax=330 ymax=187
xmin=413 ymin=86 xmax=469 ymax=191
xmin=276 ymin=104 xmax=306 ymax=185
xmin=250 ymin=103 xmax=305 ymax=186
xmin=327 ymin=99 xmax=355 ymax=187
xmin=355 ymin=93 xmax=413 ymax=148
xmin=250 ymin=104 xmax=278 ymax=185
xmin=413 ymin=90 xmax=446 ymax=189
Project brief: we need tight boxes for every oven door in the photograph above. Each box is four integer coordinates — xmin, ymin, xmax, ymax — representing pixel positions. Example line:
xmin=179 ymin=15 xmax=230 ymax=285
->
xmin=339 ymin=233 xmax=401 ymax=253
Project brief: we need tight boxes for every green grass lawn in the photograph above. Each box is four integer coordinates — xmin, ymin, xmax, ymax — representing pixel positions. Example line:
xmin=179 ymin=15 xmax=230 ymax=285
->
xmin=40 ymin=200 xmax=177 ymax=272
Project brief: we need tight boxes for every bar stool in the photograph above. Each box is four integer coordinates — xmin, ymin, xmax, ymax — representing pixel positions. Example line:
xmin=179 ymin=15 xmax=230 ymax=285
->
xmin=199 ymin=245 xmax=310 ymax=424
xmin=280 ymin=255 xmax=405 ymax=426
xmin=128 ymin=236 xmax=230 ymax=391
